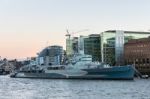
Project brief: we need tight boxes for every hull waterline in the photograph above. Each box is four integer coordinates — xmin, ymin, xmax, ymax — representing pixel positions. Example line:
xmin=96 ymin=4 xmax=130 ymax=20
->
xmin=11 ymin=66 xmax=135 ymax=80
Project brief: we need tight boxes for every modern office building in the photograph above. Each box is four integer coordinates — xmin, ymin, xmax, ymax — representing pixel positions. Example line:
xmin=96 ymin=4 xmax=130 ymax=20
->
xmin=66 ymin=36 xmax=87 ymax=56
xmin=66 ymin=30 xmax=150 ymax=65
xmin=72 ymin=37 xmax=79 ymax=54
xmin=66 ymin=37 xmax=79 ymax=56
xmin=66 ymin=34 xmax=101 ymax=62
xmin=38 ymin=45 xmax=63 ymax=65
xmin=124 ymin=37 xmax=150 ymax=75
xmin=84 ymin=34 xmax=101 ymax=62
xmin=101 ymin=30 xmax=150 ymax=66
xmin=66 ymin=37 xmax=74 ymax=56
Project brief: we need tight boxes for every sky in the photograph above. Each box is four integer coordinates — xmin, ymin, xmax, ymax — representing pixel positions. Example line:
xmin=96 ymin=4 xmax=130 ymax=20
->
xmin=0 ymin=0 xmax=150 ymax=59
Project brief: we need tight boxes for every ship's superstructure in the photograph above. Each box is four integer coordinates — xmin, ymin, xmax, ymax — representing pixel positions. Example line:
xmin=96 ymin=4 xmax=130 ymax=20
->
xmin=10 ymin=53 xmax=135 ymax=80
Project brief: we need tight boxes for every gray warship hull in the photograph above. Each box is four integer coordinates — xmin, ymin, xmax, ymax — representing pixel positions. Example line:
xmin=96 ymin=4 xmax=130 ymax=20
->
xmin=11 ymin=65 xmax=135 ymax=80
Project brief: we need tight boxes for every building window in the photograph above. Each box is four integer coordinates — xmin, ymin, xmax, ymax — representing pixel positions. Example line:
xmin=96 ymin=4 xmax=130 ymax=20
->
xmin=135 ymin=59 xmax=138 ymax=64
xmin=147 ymin=58 xmax=150 ymax=64
xmin=139 ymin=59 xmax=142 ymax=64
xmin=143 ymin=59 xmax=145 ymax=64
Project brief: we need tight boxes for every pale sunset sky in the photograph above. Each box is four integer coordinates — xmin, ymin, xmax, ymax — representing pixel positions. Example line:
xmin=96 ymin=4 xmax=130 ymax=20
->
xmin=0 ymin=0 xmax=150 ymax=59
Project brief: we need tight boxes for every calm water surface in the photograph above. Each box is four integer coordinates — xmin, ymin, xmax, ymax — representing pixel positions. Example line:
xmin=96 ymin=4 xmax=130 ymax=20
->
xmin=0 ymin=76 xmax=150 ymax=99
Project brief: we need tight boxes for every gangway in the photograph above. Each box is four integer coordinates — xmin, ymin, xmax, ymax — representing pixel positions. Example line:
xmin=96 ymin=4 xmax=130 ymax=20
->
xmin=132 ymin=65 xmax=149 ymax=79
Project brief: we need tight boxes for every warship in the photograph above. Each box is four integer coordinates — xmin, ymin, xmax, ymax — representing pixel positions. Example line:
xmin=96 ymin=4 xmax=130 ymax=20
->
xmin=10 ymin=54 xmax=135 ymax=80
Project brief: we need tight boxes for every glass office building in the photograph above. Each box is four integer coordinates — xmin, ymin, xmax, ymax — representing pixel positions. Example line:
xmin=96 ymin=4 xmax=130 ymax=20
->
xmin=101 ymin=30 xmax=150 ymax=66
xmin=66 ymin=36 xmax=87 ymax=56
xmin=66 ymin=38 xmax=74 ymax=56
xmin=38 ymin=45 xmax=63 ymax=65
xmin=84 ymin=34 xmax=101 ymax=62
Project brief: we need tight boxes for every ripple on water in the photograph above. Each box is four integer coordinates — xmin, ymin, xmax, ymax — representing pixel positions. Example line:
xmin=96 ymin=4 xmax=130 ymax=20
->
xmin=0 ymin=77 xmax=150 ymax=99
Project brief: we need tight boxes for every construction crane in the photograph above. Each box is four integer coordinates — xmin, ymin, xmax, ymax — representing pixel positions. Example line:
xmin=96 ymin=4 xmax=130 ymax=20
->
xmin=65 ymin=29 xmax=89 ymax=56
xmin=65 ymin=29 xmax=89 ymax=38
xmin=66 ymin=29 xmax=71 ymax=39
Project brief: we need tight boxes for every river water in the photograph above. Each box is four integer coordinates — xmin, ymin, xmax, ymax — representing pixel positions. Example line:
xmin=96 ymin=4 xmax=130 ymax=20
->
xmin=0 ymin=76 xmax=150 ymax=99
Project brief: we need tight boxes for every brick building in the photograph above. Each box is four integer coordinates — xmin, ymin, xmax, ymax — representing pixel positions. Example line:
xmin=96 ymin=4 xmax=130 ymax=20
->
xmin=124 ymin=37 xmax=150 ymax=75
